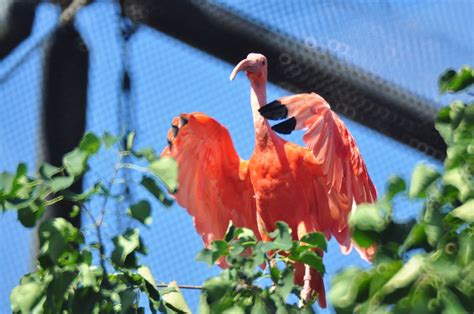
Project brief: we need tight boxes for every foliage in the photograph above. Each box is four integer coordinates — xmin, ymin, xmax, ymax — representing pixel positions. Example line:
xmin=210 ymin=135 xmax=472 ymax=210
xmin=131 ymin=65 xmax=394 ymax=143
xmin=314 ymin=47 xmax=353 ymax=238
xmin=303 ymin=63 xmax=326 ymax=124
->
xmin=329 ymin=66 xmax=474 ymax=313
xmin=3 ymin=130 xmax=328 ymax=313
xmin=1 ymin=132 xmax=191 ymax=314
xmin=196 ymin=222 xmax=326 ymax=313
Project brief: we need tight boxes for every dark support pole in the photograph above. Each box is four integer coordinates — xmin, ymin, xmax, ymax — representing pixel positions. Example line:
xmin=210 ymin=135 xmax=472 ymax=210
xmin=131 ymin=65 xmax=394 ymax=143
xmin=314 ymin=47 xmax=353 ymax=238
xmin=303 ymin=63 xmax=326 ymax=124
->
xmin=42 ymin=24 xmax=89 ymax=227
xmin=0 ymin=0 xmax=38 ymax=59
xmin=122 ymin=0 xmax=446 ymax=160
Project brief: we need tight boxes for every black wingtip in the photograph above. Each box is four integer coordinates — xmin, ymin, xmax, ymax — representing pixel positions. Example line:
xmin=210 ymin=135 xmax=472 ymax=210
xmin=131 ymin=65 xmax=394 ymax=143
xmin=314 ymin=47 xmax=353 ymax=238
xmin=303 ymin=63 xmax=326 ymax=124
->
xmin=171 ymin=125 xmax=179 ymax=137
xmin=179 ymin=116 xmax=188 ymax=127
xmin=259 ymin=100 xmax=288 ymax=120
xmin=272 ymin=117 xmax=296 ymax=135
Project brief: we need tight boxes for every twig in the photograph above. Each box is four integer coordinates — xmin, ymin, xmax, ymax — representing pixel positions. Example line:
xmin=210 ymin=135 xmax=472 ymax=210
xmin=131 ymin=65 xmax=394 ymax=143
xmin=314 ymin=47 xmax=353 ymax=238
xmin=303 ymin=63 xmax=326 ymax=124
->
xmin=59 ymin=0 xmax=89 ymax=26
xmin=97 ymin=152 xmax=124 ymax=228
xmin=81 ymin=204 xmax=108 ymax=278
xmin=156 ymin=284 xmax=202 ymax=290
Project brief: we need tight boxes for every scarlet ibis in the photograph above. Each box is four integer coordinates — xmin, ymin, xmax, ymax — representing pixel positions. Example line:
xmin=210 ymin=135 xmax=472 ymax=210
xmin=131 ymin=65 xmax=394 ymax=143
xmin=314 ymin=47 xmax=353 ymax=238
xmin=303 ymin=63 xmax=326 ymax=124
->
xmin=162 ymin=53 xmax=377 ymax=307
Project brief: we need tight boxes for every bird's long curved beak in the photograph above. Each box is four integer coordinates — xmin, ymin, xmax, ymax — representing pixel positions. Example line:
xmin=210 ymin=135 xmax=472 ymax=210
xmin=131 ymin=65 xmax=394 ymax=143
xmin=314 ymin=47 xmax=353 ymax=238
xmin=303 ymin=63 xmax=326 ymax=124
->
xmin=229 ymin=58 xmax=257 ymax=81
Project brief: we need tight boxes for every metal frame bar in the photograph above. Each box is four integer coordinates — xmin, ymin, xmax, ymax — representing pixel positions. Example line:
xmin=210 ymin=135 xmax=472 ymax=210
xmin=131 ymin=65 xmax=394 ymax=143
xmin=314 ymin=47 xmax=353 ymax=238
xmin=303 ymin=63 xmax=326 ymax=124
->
xmin=123 ymin=0 xmax=446 ymax=160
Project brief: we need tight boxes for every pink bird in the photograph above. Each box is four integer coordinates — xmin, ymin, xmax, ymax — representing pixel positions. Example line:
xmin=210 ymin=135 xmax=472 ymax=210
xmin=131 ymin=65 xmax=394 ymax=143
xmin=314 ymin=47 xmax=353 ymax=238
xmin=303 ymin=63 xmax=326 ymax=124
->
xmin=163 ymin=53 xmax=377 ymax=307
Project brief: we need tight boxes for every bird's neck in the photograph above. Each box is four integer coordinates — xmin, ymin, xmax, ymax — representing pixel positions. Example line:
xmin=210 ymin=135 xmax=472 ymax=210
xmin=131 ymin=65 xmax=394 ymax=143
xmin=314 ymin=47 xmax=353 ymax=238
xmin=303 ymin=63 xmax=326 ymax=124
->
xmin=250 ymin=79 xmax=275 ymax=149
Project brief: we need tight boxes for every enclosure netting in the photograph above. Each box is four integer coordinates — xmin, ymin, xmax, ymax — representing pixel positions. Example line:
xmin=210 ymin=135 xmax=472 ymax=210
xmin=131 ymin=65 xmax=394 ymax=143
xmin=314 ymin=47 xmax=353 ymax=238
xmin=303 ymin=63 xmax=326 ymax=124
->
xmin=1 ymin=1 xmax=472 ymax=312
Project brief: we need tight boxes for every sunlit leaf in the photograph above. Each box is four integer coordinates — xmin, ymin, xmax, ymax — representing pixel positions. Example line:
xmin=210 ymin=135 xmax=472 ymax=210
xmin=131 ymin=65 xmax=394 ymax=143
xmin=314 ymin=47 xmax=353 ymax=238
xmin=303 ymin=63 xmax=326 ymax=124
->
xmin=161 ymin=281 xmax=192 ymax=313
xmin=63 ymin=148 xmax=89 ymax=177
xmin=449 ymin=199 xmax=474 ymax=222
xmin=10 ymin=281 xmax=44 ymax=313
xmin=409 ymin=163 xmax=440 ymax=198
xmin=79 ymin=132 xmax=101 ymax=154
xmin=382 ymin=255 xmax=425 ymax=295
xmin=38 ymin=218 xmax=84 ymax=263
xmin=350 ymin=203 xmax=388 ymax=232
xmin=149 ymin=157 xmax=178 ymax=192
xmin=48 ymin=176 xmax=74 ymax=192
xmin=39 ymin=163 xmax=61 ymax=179
xmin=126 ymin=131 xmax=135 ymax=151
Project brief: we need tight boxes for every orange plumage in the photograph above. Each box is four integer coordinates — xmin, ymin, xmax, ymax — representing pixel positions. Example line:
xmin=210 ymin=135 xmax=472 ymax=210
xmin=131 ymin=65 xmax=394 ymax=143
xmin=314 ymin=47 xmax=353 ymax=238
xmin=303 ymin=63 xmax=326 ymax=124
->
xmin=162 ymin=53 xmax=377 ymax=308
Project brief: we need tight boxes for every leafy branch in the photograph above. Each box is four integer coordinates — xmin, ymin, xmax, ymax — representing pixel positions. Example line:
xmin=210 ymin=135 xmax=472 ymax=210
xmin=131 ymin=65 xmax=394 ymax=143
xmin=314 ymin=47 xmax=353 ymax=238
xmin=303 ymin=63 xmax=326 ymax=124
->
xmin=1 ymin=131 xmax=193 ymax=313
xmin=196 ymin=222 xmax=327 ymax=313
xmin=329 ymin=66 xmax=474 ymax=313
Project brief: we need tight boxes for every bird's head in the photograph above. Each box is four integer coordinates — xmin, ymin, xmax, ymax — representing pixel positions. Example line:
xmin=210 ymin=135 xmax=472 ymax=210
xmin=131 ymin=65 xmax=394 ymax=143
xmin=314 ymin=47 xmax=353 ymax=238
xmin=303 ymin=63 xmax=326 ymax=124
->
xmin=229 ymin=53 xmax=267 ymax=83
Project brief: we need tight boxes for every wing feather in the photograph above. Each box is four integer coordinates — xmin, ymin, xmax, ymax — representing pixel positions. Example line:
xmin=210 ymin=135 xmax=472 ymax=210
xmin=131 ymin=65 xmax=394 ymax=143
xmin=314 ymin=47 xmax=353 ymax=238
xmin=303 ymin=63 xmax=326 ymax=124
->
xmin=266 ymin=93 xmax=377 ymax=259
xmin=162 ymin=113 xmax=258 ymax=247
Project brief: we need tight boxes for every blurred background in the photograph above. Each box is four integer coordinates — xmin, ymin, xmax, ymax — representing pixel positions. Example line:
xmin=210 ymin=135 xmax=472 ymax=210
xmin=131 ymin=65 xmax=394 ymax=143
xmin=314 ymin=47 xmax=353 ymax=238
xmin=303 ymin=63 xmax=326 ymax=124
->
xmin=1 ymin=0 xmax=472 ymax=312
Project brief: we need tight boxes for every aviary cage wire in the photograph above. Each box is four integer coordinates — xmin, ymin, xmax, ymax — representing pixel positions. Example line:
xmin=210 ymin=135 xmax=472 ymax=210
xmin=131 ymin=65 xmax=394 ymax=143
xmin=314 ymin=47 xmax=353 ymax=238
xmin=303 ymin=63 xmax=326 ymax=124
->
xmin=1 ymin=0 xmax=472 ymax=312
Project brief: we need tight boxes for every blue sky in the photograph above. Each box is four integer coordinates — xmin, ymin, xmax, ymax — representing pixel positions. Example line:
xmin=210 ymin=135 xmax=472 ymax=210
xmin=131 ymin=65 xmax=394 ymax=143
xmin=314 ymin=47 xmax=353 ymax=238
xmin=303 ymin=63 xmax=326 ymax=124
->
xmin=0 ymin=1 xmax=471 ymax=312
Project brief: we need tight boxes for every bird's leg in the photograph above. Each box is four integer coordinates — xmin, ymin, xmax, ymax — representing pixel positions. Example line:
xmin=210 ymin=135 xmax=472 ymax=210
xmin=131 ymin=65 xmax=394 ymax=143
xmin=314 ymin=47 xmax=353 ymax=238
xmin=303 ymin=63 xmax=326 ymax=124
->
xmin=299 ymin=264 xmax=312 ymax=307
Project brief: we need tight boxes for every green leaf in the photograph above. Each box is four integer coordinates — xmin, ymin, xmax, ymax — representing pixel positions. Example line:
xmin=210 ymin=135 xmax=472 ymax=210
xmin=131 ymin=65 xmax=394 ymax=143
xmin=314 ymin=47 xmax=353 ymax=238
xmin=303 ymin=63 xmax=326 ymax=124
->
xmin=399 ymin=222 xmax=427 ymax=253
xmin=141 ymin=176 xmax=174 ymax=207
xmin=39 ymin=163 xmax=61 ymax=179
xmin=351 ymin=229 xmax=378 ymax=248
xmin=10 ymin=281 xmax=44 ymax=313
xmin=102 ymin=132 xmax=120 ymax=148
xmin=300 ymin=232 xmax=327 ymax=251
xmin=18 ymin=206 xmax=38 ymax=228
xmin=38 ymin=218 xmax=83 ymax=263
xmin=128 ymin=200 xmax=152 ymax=225
xmin=264 ymin=221 xmax=292 ymax=251
xmin=329 ymin=268 xmax=370 ymax=310
xmin=202 ymin=276 xmax=231 ymax=305
xmin=449 ymin=199 xmax=474 ymax=222
xmin=210 ymin=240 xmax=229 ymax=264
xmin=408 ymin=163 xmax=440 ymax=198
xmin=112 ymin=228 xmax=141 ymax=267
xmin=224 ymin=222 xmax=236 ymax=242
xmin=126 ymin=131 xmax=135 ymax=151
xmin=149 ymin=157 xmax=179 ymax=192
xmin=386 ymin=176 xmax=406 ymax=200
xmin=138 ymin=265 xmax=161 ymax=312
xmin=443 ymin=168 xmax=472 ymax=202
xmin=275 ymin=267 xmax=294 ymax=301
xmin=79 ymin=132 xmax=101 ymax=154
xmin=138 ymin=266 xmax=159 ymax=291
xmin=270 ymin=265 xmax=280 ymax=283
xmin=118 ymin=290 xmax=136 ymax=314
xmin=69 ymin=205 xmax=80 ymax=218
xmin=440 ymin=289 xmax=466 ymax=313
xmin=382 ymin=254 xmax=425 ymax=295
xmin=63 ymin=148 xmax=89 ymax=177
xmin=293 ymin=250 xmax=325 ymax=273
xmin=48 ymin=176 xmax=74 ymax=192
xmin=161 ymin=281 xmax=192 ymax=313
xmin=78 ymin=264 xmax=101 ymax=287
xmin=439 ymin=66 xmax=474 ymax=94
xmin=134 ymin=147 xmax=159 ymax=162
xmin=195 ymin=248 xmax=213 ymax=266
xmin=350 ymin=203 xmax=388 ymax=232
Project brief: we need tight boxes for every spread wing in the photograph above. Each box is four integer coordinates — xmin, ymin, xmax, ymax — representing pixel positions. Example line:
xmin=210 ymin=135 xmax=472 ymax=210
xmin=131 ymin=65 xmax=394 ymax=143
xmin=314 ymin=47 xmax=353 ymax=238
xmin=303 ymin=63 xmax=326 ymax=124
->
xmin=260 ymin=93 xmax=377 ymax=260
xmin=161 ymin=113 xmax=258 ymax=247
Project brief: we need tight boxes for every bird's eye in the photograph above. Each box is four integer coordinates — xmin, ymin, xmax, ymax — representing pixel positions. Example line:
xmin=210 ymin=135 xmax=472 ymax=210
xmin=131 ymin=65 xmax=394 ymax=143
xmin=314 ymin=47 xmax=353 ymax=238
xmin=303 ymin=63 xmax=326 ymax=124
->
xmin=262 ymin=60 xmax=266 ymax=66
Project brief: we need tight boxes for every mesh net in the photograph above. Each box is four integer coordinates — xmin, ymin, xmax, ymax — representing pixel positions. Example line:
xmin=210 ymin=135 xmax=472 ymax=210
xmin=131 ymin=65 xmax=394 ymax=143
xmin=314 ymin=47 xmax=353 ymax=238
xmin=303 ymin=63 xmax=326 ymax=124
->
xmin=1 ymin=1 xmax=471 ymax=312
